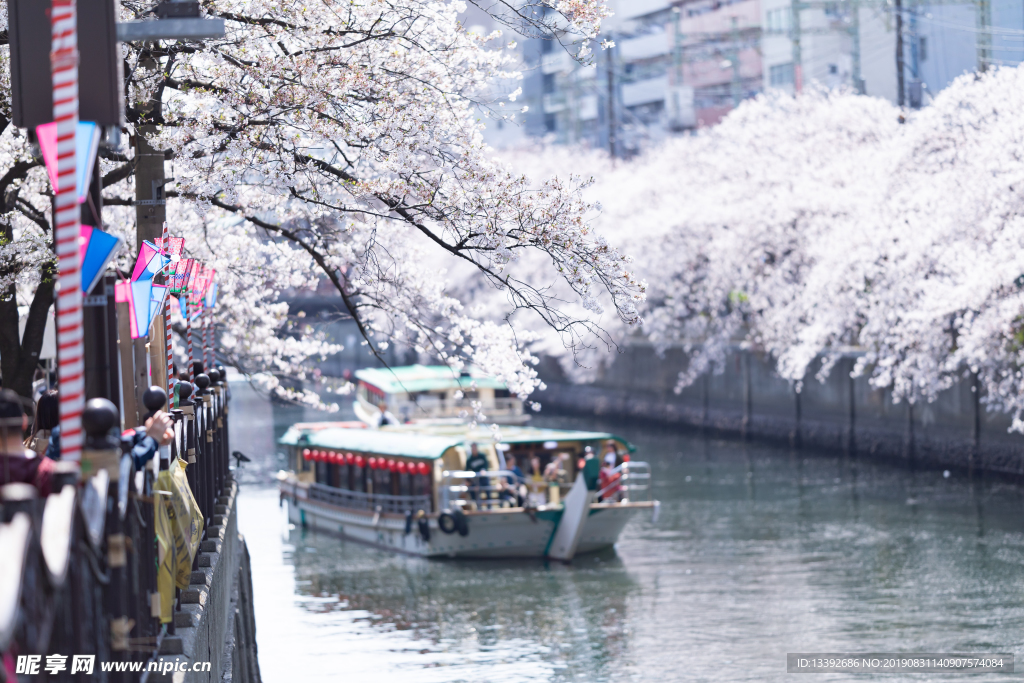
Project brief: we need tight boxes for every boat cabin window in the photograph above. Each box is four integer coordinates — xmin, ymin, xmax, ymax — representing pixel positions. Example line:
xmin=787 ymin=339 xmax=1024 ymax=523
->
xmin=508 ymin=443 xmax=579 ymax=482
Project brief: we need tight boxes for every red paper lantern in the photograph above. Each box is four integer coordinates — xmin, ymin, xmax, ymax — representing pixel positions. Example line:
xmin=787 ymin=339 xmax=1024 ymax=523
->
xmin=367 ymin=457 xmax=378 ymax=470
xmin=397 ymin=461 xmax=407 ymax=474
xmin=302 ymin=449 xmax=312 ymax=461
xmin=355 ymin=455 xmax=365 ymax=468
xmin=386 ymin=459 xmax=396 ymax=472
xmin=330 ymin=452 xmax=341 ymax=465
xmin=345 ymin=452 xmax=354 ymax=465
xmin=418 ymin=462 xmax=430 ymax=476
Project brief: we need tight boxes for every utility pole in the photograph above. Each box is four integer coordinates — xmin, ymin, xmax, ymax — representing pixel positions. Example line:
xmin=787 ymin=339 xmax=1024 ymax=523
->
xmin=895 ymin=0 xmax=905 ymax=106
xmin=851 ymin=0 xmax=864 ymax=93
xmin=730 ymin=16 xmax=743 ymax=106
xmin=908 ymin=0 xmax=921 ymax=107
xmin=605 ymin=35 xmax=617 ymax=160
xmin=790 ymin=0 xmax=803 ymax=91
xmin=977 ymin=0 xmax=991 ymax=71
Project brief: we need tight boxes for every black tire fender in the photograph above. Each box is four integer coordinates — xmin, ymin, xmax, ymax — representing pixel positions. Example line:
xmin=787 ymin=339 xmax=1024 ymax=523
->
xmin=453 ymin=508 xmax=469 ymax=537
xmin=438 ymin=510 xmax=458 ymax=535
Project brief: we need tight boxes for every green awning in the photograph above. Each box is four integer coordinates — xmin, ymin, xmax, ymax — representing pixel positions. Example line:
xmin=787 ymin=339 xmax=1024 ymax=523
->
xmin=279 ymin=423 xmax=635 ymax=458
xmin=354 ymin=365 xmax=507 ymax=395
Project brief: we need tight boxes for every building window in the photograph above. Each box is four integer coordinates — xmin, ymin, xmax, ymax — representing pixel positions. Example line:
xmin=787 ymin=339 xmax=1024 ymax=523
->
xmin=919 ymin=36 xmax=927 ymax=61
xmin=541 ymin=38 xmax=554 ymax=54
xmin=543 ymin=73 xmax=556 ymax=94
xmin=769 ymin=63 xmax=795 ymax=86
xmin=544 ymin=113 xmax=557 ymax=132
xmin=828 ymin=63 xmax=838 ymax=74
xmin=765 ymin=8 xmax=791 ymax=33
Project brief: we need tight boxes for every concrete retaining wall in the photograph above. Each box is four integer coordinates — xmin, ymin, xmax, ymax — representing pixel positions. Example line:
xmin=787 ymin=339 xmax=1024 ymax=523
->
xmin=154 ymin=481 xmax=262 ymax=683
xmin=536 ymin=344 xmax=1024 ymax=475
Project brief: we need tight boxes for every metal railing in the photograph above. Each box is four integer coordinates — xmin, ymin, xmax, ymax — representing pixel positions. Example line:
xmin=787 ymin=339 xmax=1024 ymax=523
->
xmin=439 ymin=469 xmax=528 ymax=511
xmin=366 ymin=396 xmax=525 ymax=422
xmin=307 ymin=483 xmax=432 ymax=515
xmin=597 ymin=461 xmax=652 ymax=503
xmin=438 ymin=462 xmax=654 ymax=511
xmin=0 ymin=363 xmax=233 ymax=679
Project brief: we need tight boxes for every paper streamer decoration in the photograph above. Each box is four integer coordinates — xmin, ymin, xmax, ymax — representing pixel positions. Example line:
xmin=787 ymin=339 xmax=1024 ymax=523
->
xmin=170 ymin=258 xmax=195 ymax=295
xmin=116 ymin=279 xmax=170 ymax=339
xmin=149 ymin=284 xmax=169 ymax=335
xmin=204 ymin=281 xmax=218 ymax=309
xmin=130 ymin=241 xmax=170 ymax=281
xmin=78 ymin=225 xmax=123 ymax=294
xmin=36 ymin=121 xmax=100 ymax=204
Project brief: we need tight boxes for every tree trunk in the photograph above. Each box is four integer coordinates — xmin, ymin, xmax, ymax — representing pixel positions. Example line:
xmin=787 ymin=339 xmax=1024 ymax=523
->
xmin=0 ymin=219 xmax=55 ymax=404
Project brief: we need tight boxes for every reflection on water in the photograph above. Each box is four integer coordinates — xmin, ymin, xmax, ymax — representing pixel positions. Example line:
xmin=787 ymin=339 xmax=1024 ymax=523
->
xmin=234 ymin=395 xmax=1024 ymax=682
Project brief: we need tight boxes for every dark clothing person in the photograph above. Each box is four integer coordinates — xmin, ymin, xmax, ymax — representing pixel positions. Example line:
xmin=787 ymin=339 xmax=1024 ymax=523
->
xmin=0 ymin=388 xmax=55 ymax=496
xmin=46 ymin=425 xmax=159 ymax=469
xmin=466 ymin=446 xmax=489 ymax=503
xmin=120 ymin=429 xmax=161 ymax=469
xmin=466 ymin=450 xmax=488 ymax=474
xmin=505 ymin=465 xmax=525 ymax=487
xmin=582 ymin=454 xmax=601 ymax=491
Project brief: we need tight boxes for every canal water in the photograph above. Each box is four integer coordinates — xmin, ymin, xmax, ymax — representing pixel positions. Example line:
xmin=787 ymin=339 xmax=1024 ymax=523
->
xmin=230 ymin=380 xmax=1024 ymax=682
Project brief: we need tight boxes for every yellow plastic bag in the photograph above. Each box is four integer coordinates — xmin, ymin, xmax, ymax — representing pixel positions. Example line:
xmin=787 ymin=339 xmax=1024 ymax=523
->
xmin=154 ymin=457 xmax=204 ymax=622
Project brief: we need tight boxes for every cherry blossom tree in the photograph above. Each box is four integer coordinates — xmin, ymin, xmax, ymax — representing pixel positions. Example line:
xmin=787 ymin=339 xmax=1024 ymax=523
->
xmin=0 ymin=0 xmax=649 ymax=406
xmin=511 ymin=68 xmax=1024 ymax=431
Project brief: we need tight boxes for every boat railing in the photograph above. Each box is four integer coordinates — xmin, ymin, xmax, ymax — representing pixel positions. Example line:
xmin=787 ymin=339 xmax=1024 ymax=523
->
xmin=392 ymin=397 xmax=524 ymax=421
xmin=308 ymin=482 xmax=433 ymax=514
xmin=439 ymin=470 xmax=525 ymax=511
xmin=597 ymin=461 xmax=653 ymax=503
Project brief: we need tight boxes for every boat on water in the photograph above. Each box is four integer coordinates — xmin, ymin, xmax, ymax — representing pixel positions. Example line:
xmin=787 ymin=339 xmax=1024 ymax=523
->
xmin=352 ymin=365 xmax=529 ymax=425
xmin=277 ymin=422 xmax=658 ymax=559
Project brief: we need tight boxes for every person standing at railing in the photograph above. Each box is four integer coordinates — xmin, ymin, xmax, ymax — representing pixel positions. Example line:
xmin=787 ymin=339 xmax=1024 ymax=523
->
xmin=598 ymin=452 xmax=621 ymax=502
xmin=466 ymin=442 xmax=489 ymax=506
xmin=582 ymin=448 xmax=601 ymax=491
xmin=377 ymin=402 xmax=399 ymax=427
xmin=501 ymin=453 xmax=526 ymax=507
xmin=0 ymin=389 xmax=55 ymax=496
xmin=26 ymin=389 xmax=58 ymax=455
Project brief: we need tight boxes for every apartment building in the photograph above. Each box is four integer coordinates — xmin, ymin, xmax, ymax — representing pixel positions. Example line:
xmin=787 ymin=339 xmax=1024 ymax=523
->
xmin=494 ymin=0 xmax=1024 ymax=148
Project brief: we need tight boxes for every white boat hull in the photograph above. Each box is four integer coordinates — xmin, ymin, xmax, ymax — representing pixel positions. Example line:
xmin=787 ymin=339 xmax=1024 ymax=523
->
xmin=283 ymin=487 xmax=652 ymax=559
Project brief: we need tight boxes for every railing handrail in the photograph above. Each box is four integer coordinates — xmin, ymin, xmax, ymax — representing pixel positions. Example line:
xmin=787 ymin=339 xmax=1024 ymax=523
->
xmin=598 ymin=461 xmax=653 ymax=502
xmin=439 ymin=469 xmax=525 ymax=509
xmin=363 ymin=395 xmax=525 ymax=419
xmin=308 ymin=482 xmax=432 ymax=514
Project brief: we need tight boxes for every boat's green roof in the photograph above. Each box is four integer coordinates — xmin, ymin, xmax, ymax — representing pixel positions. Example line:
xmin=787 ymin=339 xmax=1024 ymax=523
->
xmin=279 ymin=423 xmax=635 ymax=459
xmin=355 ymin=365 xmax=507 ymax=395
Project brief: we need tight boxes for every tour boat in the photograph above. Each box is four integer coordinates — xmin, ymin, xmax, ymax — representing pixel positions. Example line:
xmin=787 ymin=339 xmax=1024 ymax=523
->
xmin=351 ymin=365 xmax=530 ymax=426
xmin=277 ymin=422 xmax=658 ymax=560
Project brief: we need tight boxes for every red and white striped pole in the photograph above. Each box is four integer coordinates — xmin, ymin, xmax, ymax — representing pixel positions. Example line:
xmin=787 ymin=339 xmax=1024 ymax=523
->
xmin=204 ymin=306 xmax=211 ymax=369
xmin=51 ymin=0 xmax=83 ymax=461
xmin=187 ymin=302 xmax=194 ymax=383
xmin=162 ymin=222 xmax=174 ymax=405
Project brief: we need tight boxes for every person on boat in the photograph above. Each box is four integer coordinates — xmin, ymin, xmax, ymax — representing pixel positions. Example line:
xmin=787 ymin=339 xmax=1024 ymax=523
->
xmin=0 ymin=389 xmax=55 ymax=496
xmin=582 ymin=447 xmax=601 ymax=491
xmin=377 ymin=402 xmax=399 ymax=426
xmin=26 ymin=389 xmax=58 ymax=456
xmin=529 ymin=455 xmax=545 ymax=504
xmin=466 ymin=442 xmax=489 ymax=504
xmin=603 ymin=440 xmax=619 ymax=461
xmin=543 ymin=452 xmax=569 ymax=483
xmin=500 ymin=453 xmax=526 ymax=506
xmin=598 ymin=451 xmax=621 ymax=502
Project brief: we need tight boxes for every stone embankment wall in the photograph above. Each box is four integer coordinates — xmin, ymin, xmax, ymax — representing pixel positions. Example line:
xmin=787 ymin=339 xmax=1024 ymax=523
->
xmin=536 ymin=343 xmax=1024 ymax=475
xmin=155 ymin=481 xmax=262 ymax=683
